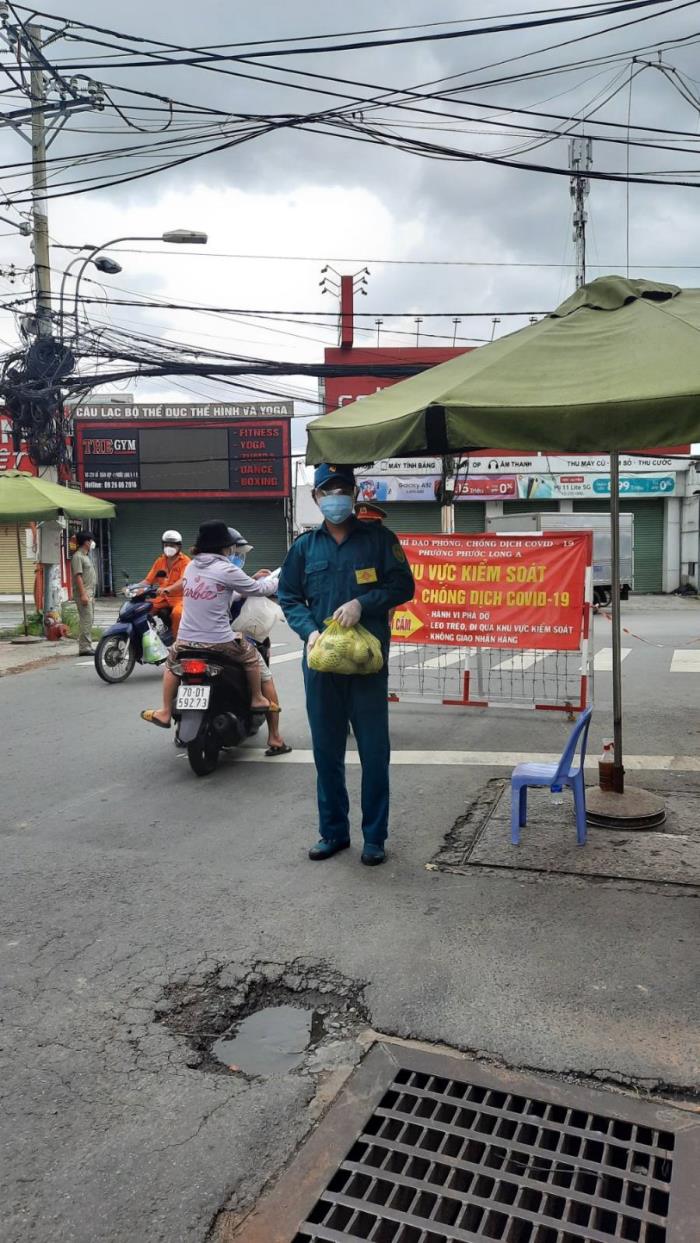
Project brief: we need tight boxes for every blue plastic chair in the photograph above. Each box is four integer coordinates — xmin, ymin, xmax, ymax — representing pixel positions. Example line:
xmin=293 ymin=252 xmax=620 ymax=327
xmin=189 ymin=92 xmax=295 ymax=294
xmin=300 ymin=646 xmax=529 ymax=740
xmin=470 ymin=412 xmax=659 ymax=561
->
xmin=511 ymin=707 xmax=593 ymax=847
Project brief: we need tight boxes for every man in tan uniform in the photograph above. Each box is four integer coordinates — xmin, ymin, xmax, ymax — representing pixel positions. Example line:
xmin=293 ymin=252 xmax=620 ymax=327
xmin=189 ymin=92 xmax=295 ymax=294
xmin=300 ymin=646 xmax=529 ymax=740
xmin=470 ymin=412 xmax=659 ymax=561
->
xmin=71 ymin=530 xmax=97 ymax=655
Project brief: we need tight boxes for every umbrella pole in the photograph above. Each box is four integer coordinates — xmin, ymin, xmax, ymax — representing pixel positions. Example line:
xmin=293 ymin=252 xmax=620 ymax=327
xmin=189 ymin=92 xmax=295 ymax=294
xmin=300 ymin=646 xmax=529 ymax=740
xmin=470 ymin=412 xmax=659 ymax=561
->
xmin=586 ymin=453 xmax=664 ymax=826
xmin=610 ymin=452 xmax=625 ymax=793
xmin=15 ymin=522 xmax=28 ymax=636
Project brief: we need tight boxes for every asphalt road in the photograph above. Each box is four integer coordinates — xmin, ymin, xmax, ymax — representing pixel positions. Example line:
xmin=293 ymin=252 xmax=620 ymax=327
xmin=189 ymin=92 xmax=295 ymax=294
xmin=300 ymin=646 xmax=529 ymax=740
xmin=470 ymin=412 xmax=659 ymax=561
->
xmin=2 ymin=602 xmax=699 ymax=1242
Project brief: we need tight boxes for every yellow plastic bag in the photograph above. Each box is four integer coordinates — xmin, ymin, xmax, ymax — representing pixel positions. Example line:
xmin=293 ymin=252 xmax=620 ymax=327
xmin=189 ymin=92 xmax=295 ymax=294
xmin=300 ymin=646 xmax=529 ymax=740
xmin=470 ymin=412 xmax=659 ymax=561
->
xmin=308 ymin=618 xmax=384 ymax=675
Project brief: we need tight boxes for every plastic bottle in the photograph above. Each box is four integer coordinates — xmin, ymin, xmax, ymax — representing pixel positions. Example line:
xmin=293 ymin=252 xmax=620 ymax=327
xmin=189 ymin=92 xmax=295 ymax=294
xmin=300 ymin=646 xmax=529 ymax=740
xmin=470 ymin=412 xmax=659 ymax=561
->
xmin=598 ymin=741 xmax=615 ymax=791
xmin=551 ymin=787 xmax=564 ymax=807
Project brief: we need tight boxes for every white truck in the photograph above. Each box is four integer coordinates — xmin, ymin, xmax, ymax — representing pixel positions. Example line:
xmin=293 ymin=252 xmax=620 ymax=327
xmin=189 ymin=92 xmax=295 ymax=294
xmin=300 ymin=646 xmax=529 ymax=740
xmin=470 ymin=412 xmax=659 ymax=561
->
xmin=486 ymin=511 xmax=634 ymax=605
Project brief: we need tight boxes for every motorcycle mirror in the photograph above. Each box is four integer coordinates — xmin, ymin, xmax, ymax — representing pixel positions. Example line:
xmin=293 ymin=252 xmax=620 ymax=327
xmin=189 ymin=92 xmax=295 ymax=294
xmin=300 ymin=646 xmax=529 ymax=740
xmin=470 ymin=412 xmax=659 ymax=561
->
xmin=155 ymin=570 xmax=167 ymax=579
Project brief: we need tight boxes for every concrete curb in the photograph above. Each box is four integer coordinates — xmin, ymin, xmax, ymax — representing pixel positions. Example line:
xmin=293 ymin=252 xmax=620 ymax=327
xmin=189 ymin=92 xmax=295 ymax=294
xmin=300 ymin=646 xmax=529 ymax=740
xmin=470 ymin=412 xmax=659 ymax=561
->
xmin=0 ymin=641 xmax=81 ymax=677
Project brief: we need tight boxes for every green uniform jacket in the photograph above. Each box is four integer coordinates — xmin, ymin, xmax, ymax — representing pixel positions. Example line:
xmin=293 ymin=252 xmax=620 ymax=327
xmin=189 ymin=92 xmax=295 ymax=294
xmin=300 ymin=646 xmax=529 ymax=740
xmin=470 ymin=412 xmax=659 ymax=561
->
xmin=278 ymin=518 xmax=415 ymax=654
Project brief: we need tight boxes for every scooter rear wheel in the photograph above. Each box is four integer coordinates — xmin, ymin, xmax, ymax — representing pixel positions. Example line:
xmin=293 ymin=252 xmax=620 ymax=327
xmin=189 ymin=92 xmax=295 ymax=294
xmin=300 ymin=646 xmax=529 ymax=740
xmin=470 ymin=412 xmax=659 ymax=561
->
xmin=95 ymin=634 xmax=136 ymax=684
xmin=187 ymin=733 xmax=220 ymax=776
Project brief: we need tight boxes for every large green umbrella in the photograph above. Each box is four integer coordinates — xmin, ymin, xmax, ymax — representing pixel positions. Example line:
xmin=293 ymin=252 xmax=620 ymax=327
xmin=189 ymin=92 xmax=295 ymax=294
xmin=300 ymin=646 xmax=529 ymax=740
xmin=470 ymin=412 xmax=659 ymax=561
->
xmin=307 ymin=276 xmax=700 ymax=461
xmin=0 ymin=470 xmax=115 ymax=634
xmin=306 ymin=276 xmax=700 ymax=809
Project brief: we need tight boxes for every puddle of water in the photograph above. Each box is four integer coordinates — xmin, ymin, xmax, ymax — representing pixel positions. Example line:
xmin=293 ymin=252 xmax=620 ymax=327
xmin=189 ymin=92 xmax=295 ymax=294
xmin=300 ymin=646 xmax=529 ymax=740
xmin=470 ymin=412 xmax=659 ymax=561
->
xmin=212 ymin=1004 xmax=315 ymax=1075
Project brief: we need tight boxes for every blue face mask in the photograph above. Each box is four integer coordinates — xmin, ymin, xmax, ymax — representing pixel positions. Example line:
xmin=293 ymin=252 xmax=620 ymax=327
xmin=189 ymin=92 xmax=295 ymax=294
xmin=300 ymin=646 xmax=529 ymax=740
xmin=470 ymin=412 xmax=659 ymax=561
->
xmin=229 ymin=553 xmax=246 ymax=568
xmin=319 ymin=494 xmax=354 ymax=525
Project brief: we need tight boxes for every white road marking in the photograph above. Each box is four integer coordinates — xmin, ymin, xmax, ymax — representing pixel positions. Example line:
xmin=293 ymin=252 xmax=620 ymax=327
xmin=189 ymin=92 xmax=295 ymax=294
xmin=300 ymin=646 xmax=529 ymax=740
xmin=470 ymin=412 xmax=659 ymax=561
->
xmin=492 ymin=652 xmax=545 ymax=672
xmin=269 ymin=650 xmax=303 ymax=665
xmin=670 ymin=650 xmax=700 ymax=673
xmin=421 ymin=650 xmax=472 ymax=670
xmin=594 ymin=647 xmax=631 ymax=671
xmin=77 ymin=649 xmax=301 ymax=668
xmin=405 ymin=652 xmax=459 ymax=671
xmin=190 ymin=748 xmax=700 ymax=772
xmin=402 ymin=649 xmax=476 ymax=671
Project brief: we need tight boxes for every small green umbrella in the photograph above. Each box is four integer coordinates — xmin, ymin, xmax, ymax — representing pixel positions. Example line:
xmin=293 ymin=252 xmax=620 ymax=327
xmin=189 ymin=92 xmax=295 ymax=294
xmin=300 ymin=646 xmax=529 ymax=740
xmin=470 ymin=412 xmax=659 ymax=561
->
xmin=306 ymin=277 xmax=700 ymax=809
xmin=0 ymin=470 xmax=115 ymax=635
xmin=0 ymin=468 xmax=116 ymax=521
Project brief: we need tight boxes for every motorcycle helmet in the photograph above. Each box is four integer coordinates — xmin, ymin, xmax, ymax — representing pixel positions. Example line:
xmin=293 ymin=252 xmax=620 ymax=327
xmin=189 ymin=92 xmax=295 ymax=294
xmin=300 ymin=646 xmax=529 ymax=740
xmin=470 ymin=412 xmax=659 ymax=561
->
xmin=227 ymin=527 xmax=253 ymax=554
xmin=161 ymin=529 xmax=182 ymax=545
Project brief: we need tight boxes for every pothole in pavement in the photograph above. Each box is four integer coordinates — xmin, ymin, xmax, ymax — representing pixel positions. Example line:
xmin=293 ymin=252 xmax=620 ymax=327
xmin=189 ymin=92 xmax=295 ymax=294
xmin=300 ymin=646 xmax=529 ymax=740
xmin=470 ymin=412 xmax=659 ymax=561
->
xmin=155 ymin=960 xmax=369 ymax=1078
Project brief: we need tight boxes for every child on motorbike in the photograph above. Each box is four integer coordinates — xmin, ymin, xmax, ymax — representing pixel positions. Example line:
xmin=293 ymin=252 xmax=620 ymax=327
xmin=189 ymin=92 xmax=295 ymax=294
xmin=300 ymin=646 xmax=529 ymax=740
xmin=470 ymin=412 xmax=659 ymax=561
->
xmin=140 ymin=520 xmax=280 ymax=733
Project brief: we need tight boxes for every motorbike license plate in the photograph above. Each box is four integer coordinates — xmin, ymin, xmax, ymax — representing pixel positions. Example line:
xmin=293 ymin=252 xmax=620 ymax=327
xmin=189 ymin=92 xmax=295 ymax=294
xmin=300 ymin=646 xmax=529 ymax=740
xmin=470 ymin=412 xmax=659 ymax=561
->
xmin=176 ymin=684 xmax=211 ymax=710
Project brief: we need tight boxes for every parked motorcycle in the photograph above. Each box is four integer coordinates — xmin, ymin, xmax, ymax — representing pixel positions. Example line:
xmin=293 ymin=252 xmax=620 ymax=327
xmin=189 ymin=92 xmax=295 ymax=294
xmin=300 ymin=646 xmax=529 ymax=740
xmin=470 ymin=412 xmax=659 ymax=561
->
xmin=172 ymin=637 xmax=271 ymax=776
xmin=94 ymin=572 xmax=173 ymax=684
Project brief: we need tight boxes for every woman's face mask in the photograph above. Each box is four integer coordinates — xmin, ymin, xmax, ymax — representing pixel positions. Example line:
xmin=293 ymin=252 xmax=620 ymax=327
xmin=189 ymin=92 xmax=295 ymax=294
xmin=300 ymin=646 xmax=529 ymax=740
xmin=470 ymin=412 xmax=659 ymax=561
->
xmin=229 ymin=552 xmax=246 ymax=568
xmin=318 ymin=494 xmax=354 ymax=525
xmin=163 ymin=544 xmax=178 ymax=558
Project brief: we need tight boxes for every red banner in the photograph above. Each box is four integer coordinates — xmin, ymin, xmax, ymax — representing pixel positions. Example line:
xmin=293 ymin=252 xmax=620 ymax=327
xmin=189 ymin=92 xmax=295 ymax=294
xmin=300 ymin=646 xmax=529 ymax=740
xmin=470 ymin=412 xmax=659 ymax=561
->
xmin=391 ymin=533 xmax=590 ymax=651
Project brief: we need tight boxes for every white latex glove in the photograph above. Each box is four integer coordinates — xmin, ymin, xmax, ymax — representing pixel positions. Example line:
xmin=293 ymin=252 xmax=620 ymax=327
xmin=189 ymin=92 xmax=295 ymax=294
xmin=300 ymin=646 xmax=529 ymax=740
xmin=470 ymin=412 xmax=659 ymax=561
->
xmin=333 ymin=599 xmax=362 ymax=628
xmin=307 ymin=630 xmax=321 ymax=651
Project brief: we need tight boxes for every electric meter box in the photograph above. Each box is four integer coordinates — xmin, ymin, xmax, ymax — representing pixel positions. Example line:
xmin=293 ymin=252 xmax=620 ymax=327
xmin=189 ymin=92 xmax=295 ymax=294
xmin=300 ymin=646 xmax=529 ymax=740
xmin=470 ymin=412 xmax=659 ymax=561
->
xmin=37 ymin=521 xmax=63 ymax=564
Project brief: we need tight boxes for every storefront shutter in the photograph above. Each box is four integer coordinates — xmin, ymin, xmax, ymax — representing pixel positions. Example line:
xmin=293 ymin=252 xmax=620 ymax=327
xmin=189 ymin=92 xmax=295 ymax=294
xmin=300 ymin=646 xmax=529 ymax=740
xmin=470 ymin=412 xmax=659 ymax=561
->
xmin=382 ymin=502 xmax=485 ymax=535
xmin=381 ymin=502 xmax=443 ymax=534
xmin=108 ymin=500 xmax=288 ymax=591
xmin=456 ymin=503 xmax=486 ymax=532
xmin=0 ymin=523 xmax=33 ymax=594
xmin=572 ymin=499 xmax=664 ymax=593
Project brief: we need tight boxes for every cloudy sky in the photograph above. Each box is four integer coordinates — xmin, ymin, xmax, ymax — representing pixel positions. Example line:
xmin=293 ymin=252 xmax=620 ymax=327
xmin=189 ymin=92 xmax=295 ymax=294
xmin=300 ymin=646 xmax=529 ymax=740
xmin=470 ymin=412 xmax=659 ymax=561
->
xmin=1 ymin=0 xmax=700 ymax=447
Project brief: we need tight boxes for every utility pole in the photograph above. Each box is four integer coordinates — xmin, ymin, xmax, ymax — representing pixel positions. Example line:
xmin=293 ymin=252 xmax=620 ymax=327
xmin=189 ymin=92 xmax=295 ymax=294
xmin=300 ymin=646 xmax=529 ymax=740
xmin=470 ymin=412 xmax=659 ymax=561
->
xmin=0 ymin=8 xmax=104 ymax=340
xmin=569 ymin=136 xmax=592 ymax=289
xmin=0 ymin=9 xmax=104 ymax=619
xmin=440 ymin=457 xmax=456 ymax=534
xmin=28 ymin=25 xmax=51 ymax=337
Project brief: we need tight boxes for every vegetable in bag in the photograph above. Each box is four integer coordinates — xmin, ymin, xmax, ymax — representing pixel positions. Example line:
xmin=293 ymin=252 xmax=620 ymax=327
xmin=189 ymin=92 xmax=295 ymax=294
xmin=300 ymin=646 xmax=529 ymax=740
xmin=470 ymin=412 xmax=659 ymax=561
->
xmin=308 ymin=619 xmax=384 ymax=675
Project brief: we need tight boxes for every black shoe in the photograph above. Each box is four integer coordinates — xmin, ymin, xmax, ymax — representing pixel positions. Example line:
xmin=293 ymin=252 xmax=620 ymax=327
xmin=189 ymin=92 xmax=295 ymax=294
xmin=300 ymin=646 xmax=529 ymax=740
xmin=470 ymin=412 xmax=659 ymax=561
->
xmin=361 ymin=845 xmax=386 ymax=866
xmin=308 ymin=838 xmax=350 ymax=861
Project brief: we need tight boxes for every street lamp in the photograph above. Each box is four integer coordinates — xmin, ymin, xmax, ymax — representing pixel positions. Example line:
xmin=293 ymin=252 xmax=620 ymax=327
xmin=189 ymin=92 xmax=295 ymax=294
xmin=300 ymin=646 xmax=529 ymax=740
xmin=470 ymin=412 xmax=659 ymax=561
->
xmin=70 ymin=229 xmax=208 ymax=340
xmin=0 ymin=213 xmax=31 ymax=236
xmin=57 ymin=251 xmax=123 ymax=340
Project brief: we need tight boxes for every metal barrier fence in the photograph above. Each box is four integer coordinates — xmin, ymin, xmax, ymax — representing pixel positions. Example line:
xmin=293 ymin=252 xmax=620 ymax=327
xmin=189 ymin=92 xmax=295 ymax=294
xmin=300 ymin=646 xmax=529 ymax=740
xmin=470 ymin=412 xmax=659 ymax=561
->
xmin=388 ymin=629 xmax=592 ymax=713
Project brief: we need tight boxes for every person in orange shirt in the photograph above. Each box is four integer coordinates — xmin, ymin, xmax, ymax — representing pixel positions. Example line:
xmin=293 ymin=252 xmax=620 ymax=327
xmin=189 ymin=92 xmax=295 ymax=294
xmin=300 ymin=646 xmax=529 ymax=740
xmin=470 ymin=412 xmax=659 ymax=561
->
xmin=134 ymin=529 xmax=190 ymax=637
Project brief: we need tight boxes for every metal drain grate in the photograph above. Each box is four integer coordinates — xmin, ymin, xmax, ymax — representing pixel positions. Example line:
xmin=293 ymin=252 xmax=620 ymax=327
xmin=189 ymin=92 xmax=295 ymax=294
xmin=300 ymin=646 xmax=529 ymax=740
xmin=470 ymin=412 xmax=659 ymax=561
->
xmin=234 ymin=1045 xmax=698 ymax=1243
xmin=294 ymin=1068 xmax=674 ymax=1241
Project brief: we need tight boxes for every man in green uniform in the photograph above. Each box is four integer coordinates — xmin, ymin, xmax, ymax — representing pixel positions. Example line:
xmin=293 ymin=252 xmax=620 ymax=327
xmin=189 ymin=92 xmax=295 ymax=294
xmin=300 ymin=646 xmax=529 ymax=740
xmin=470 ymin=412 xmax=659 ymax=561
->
xmin=71 ymin=530 xmax=97 ymax=655
xmin=279 ymin=465 xmax=415 ymax=867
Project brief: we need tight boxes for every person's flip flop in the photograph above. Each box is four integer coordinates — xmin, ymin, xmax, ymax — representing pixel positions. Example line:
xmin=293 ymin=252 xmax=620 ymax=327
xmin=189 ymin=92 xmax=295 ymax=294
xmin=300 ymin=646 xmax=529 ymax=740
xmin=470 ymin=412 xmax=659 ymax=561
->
xmin=140 ymin=709 xmax=171 ymax=729
xmin=264 ymin=743 xmax=293 ymax=757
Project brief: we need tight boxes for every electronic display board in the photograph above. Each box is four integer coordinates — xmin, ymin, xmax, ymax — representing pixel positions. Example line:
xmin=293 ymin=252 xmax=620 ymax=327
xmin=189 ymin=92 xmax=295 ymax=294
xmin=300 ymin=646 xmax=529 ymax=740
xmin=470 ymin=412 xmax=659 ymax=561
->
xmin=76 ymin=419 xmax=290 ymax=499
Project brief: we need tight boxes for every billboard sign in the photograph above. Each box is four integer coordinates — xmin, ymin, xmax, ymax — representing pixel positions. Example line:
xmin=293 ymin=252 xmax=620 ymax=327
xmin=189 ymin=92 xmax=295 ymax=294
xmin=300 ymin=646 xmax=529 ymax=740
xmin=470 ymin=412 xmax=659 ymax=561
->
xmin=73 ymin=401 xmax=293 ymax=421
xmin=357 ymin=471 xmax=679 ymax=502
xmin=76 ymin=418 xmax=291 ymax=499
xmin=323 ymin=347 xmax=468 ymax=415
xmin=0 ymin=413 xmax=38 ymax=475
